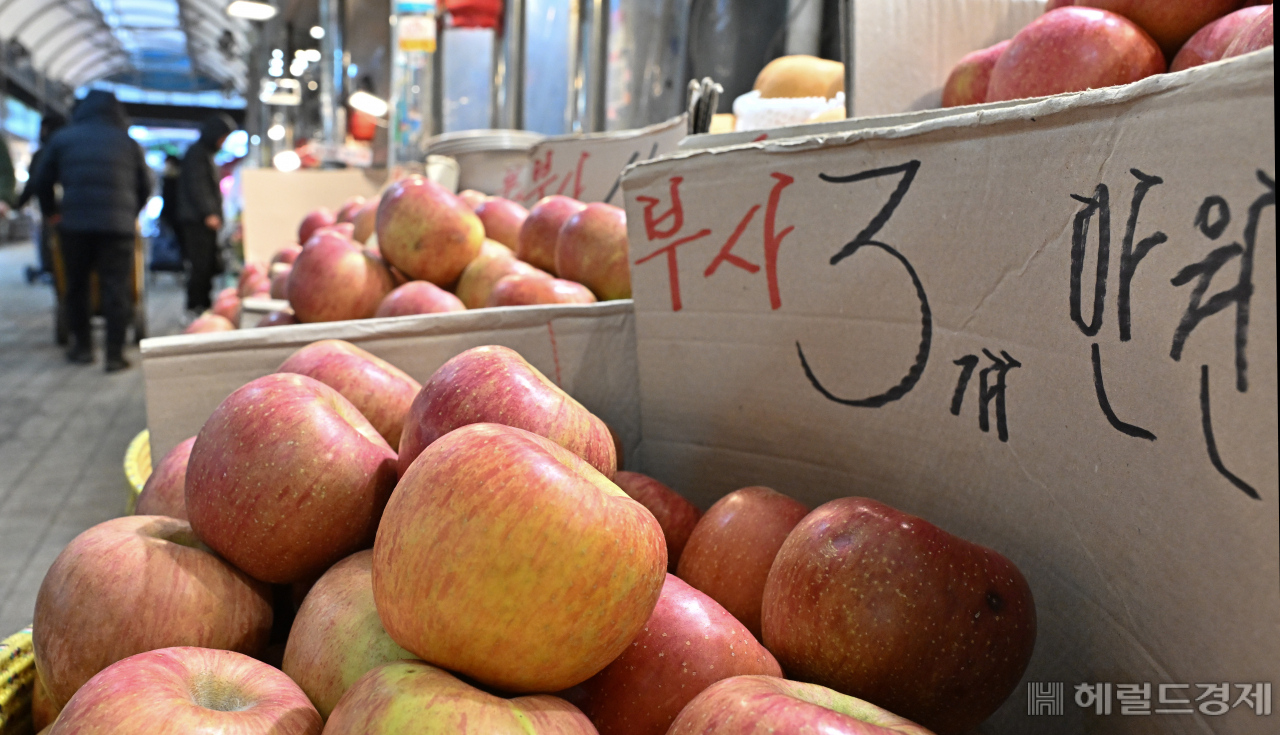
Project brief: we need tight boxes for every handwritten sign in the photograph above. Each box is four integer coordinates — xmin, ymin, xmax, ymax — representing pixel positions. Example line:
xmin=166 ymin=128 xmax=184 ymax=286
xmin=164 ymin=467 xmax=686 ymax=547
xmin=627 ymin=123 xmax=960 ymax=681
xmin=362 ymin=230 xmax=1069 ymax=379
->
xmin=507 ymin=115 xmax=686 ymax=206
xmin=621 ymin=52 xmax=1275 ymax=734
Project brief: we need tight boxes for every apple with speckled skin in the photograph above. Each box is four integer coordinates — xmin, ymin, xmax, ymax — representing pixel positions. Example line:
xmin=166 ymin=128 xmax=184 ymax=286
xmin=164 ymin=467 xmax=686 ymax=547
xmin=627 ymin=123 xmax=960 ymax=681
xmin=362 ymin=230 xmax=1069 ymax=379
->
xmin=33 ymin=516 xmax=273 ymax=709
xmin=555 ymin=203 xmax=631 ymax=300
xmin=487 ymin=273 xmax=597 ymax=306
xmin=1075 ymin=0 xmax=1242 ymax=58
xmin=475 ymin=197 xmax=529 ymax=249
xmin=677 ymin=486 xmax=808 ymax=640
xmin=135 ymin=436 xmax=196 ymax=520
xmin=374 ymin=281 xmax=466 ymax=318
xmin=376 ymin=176 xmax=484 ymax=286
xmin=455 ymin=243 xmax=551 ymax=309
xmin=987 ymin=7 xmax=1165 ymax=103
xmin=942 ymin=40 xmax=1010 ymax=107
xmin=299 ymin=208 xmax=338 ymax=245
xmin=49 ymin=647 xmax=322 ymax=735
xmin=668 ymin=676 xmax=935 ymax=735
xmin=571 ymin=575 xmax=781 ymax=735
xmin=374 ymin=423 xmax=664 ymax=692
xmin=277 ymin=340 xmax=422 ymax=450
xmin=287 ymin=231 xmax=394 ymax=323
xmin=517 ymin=196 xmax=587 ymax=274
xmin=761 ymin=497 xmax=1035 ymax=735
xmin=1223 ymin=4 xmax=1273 ymax=58
xmin=325 ymin=660 xmax=596 ymax=734
xmin=281 ymin=551 xmax=413 ymax=720
xmin=614 ymin=472 xmax=701 ymax=572
xmin=185 ymin=373 xmax=399 ymax=584
xmin=397 ymin=345 xmax=616 ymax=478
xmin=1170 ymin=6 xmax=1269 ymax=71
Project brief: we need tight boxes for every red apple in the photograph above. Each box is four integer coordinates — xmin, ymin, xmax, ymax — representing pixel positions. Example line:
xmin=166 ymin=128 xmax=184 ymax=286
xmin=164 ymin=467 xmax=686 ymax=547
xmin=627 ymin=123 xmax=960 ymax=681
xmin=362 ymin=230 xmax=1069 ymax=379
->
xmin=33 ymin=516 xmax=273 ymax=708
xmin=33 ymin=669 xmax=58 ymax=732
xmin=1170 ymin=6 xmax=1269 ymax=71
xmin=375 ymin=176 xmax=485 ymax=286
xmin=277 ymin=339 xmax=422 ymax=450
xmin=135 ymin=436 xmax=196 ymax=520
xmin=572 ymin=575 xmax=782 ymax=735
xmin=299 ymin=207 xmax=337 ymax=245
xmin=1076 ymin=0 xmax=1242 ymax=58
xmin=337 ymin=195 xmax=367 ymax=223
xmin=1045 ymin=0 xmax=1072 ymax=10
xmin=281 ymin=551 xmax=414 ymax=719
xmin=273 ymin=244 xmax=303 ymax=266
xmin=352 ymin=199 xmax=380 ymax=244
xmin=761 ymin=497 xmax=1036 ymax=735
xmin=475 ymin=197 xmax=529 ymax=249
xmin=555 ymin=203 xmax=631 ymax=300
xmin=374 ymin=423 xmax=665 ymax=692
xmin=455 ymin=240 xmax=550 ymax=309
xmin=239 ymin=263 xmax=269 ymax=296
xmin=668 ymin=676 xmax=935 ymax=735
xmin=184 ymin=313 xmax=236 ymax=334
xmin=941 ymin=40 xmax=1010 ymax=107
xmin=49 ymin=647 xmax=322 ymax=735
xmin=287 ymin=231 xmax=394 ymax=323
xmin=257 ymin=310 xmax=297 ymax=328
xmin=269 ymin=263 xmax=293 ymax=299
xmin=517 ymin=195 xmax=587 ymax=274
xmin=676 ymin=487 xmax=808 ymax=641
xmin=326 ymin=660 xmax=597 ymax=734
xmin=487 ymin=273 xmax=597 ymax=306
xmin=613 ymin=471 xmax=701 ymax=572
xmin=374 ymin=281 xmax=467 ymax=318
xmin=1223 ymin=4 xmax=1273 ymax=57
xmin=458 ymin=189 xmax=489 ymax=210
xmin=185 ymin=373 xmax=399 ymax=584
xmin=212 ymin=287 xmax=241 ymax=326
xmin=313 ymin=221 xmax=356 ymax=240
xmin=987 ymin=7 xmax=1165 ymax=103
xmin=397 ymin=345 xmax=616 ymax=478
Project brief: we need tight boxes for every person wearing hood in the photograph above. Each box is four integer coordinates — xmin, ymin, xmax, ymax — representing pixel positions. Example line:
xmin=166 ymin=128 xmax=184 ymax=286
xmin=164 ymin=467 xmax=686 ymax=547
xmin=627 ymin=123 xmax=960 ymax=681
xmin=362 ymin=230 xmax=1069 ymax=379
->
xmin=177 ymin=113 xmax=235 ymax=315
xmin=27 ymin=90 xmax=152 ymax=372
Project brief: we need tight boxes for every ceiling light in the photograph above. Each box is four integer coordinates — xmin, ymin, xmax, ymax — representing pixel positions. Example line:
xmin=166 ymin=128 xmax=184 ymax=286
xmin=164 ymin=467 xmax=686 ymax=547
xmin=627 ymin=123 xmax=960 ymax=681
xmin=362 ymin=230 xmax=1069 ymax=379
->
xmin=348 ymin=90 xmax=389 ymax=117
xmin=267 ymin=124 xmax=286 ymax=141
xmin=226 ymin=1 xmax=278 ymax=21
xmin=310 ymin=26 xmax=325 ymax=39
xmin=307 ymin=80 xmax=318 ymax=91
xmin=274 ymin=150 xmax=301 ymax=172
xmin=303 ymin=49 xmax=321 ymax=62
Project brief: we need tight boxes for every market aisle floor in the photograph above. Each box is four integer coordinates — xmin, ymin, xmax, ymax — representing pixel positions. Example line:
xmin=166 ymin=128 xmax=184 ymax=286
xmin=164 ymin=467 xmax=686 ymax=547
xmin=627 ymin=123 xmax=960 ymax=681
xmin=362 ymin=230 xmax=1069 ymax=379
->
xmin=0 ymin=240 xmax=187 ymax=635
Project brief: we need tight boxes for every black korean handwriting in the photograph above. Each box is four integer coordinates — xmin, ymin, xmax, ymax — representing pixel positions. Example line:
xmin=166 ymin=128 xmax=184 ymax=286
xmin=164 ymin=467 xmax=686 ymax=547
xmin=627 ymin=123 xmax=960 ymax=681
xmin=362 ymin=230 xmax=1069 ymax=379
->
xmin=951 ymin=349 xmax=1022 ymax=442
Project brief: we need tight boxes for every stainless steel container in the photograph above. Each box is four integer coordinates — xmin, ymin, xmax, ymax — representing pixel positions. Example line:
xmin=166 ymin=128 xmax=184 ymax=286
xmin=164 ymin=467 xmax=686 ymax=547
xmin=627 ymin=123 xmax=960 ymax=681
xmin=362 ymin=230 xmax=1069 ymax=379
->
xmin=424 ymin=129 xmax=545 ymax=195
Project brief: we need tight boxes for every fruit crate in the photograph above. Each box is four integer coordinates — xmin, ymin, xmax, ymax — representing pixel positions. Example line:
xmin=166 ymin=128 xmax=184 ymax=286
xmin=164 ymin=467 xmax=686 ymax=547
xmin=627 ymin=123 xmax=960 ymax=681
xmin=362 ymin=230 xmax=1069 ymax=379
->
xmin=0 ymin=628 xmax=34 ymax=735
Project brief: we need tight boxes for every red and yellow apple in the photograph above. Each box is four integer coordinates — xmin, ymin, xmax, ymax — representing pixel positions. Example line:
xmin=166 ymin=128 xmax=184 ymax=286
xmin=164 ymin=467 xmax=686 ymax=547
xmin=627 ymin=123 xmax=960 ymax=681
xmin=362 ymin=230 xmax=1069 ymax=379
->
xmin=487 ymin=274 xmax=597 ymax=306
xmin=1075 ymin=0 xmax=1242 ymax=58
xmin=1169 ymin=5 xmax=1269 ymax=71
xmin=555 ymin=203 xmax=631 ymax=300
xmin=455 ymin=241 xmax=550 ymax=309
xmin=475 ymin=197 xmax=529 ymax=249
xmin=517 ymin=195 xmax=586 ymax=274
xmin=941 ymin=40 xmax=1010 ymax=107
xmin=135 ymin=436 xmax=196 ymax=520
xmin=1222 ymin=4 xmax=1273 ymax=58
xmin=287 ymin=231 xmax=394 ymax=323
xmin=375 ymin=176 xmax=484 ymax=286
xmin=374 ymin=281 xmax=466 ymax=318
xmin=298 ymin=208 xmax=337 ymax=245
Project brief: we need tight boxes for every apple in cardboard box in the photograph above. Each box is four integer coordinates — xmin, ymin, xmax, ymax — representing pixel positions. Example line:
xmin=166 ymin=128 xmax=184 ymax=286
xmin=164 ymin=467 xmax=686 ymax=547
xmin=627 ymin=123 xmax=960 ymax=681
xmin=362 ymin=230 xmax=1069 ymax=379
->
xmin=49 ymin=647 xmax=322 ymax=735
xmin=273 ymin=244 xmax=303 ymax=266
xmin=299 ymin=208 xmax=338 ymax=245
xmin=1170 ymin=5 xmax=1270 ymax=71
xmin=761 ymin=497 xmax=1035 ymax=735
xmin=270 ymin=263 xmax=293 ymax=299
xmin=1075 ymin=0 xmax=1242 ymax=58
xmin=184 ymin=313 xmax=236 ymax=334
xmin=337 ymin=196 xmax=366 ymax=223
xmin=517 ymin=195 xmax=587 ymax=274
xmin=455 ymin=239 xmax=549 ymax=309
xmin=475 ymin=197 xmax=530 ymax=249
xmin=458 ymin=188 xmax=489 ymax=210
xmin=397 ymin=345 xmax=616 ymax=478
xmin=135 ymin=436 xmax=196 ymax=520
xmin=277 ymin=340 xmax=422 ymax=450
xmin=211 ymin=287 xmax=241 ymax=326
xmin=555 ymin=203 xmax=632 ymax=300
xmin=325 ymin=660 xmax=597 ymax=734
xmin=941 ymin=40 xmax=1010 ymax=107
xmin=571 ymin=575 xmax=781 ymax=735
xmin=676 ymin=486 xmax=809 ymax=640
xmin=287 ymin=231 xmax=394 ymax=323
xmin=185 ymin=373 xmax=399 ymax=584
xmin=374 ymin=281 xmax=467 ymax=318
xmin=374 ymin=423 xmax=664 ymax=692
xmin=33 ymin=516 xmax=273 ymax=709
xmin=613 ymin=471 xmax=701 ymax=572
xmin=667 ymin=676 xmax=935 ymax=735
xmin=986 ymin=7 xmax=1165 ymax=103
xmin=486 ymin=273 xmax=597 ymax=307
xmin=238 ymin=263 xmax=271 ymax=298
xmin=352 ymin=199 xmax=380 ymax=244
xmin=1222 ymin=4 xmax=1273 ymax=57
xmin=281 ymin=550 xmax=414 ymax=719
xmin=376 ymin=176 xmax=484 ymax=286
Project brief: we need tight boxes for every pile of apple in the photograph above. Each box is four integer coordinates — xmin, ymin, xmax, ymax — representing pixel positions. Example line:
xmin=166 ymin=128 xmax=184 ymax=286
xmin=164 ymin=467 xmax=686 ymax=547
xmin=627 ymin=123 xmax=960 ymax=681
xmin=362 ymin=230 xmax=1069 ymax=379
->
xmin=943 ymin=0 xmax=1273 ymax=108
xmin=32 ymin=339 xmax=1035 ymax=735
xmin=186 ymin=181 xmax=630 ymax=335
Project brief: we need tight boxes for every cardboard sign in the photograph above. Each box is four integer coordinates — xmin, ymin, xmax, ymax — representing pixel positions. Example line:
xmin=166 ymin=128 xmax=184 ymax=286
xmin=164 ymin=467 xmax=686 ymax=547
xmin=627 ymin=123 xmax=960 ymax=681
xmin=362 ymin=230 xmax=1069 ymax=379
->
xmin=240 ymin=168 xmax=385 ymax=265
xmin=511 ymin=115 xmax=687 ymax=208
xmin=140 ymin=302 xmax=640 ymax=470
xmin=621 ymin=52 xmax=1275 ymax=734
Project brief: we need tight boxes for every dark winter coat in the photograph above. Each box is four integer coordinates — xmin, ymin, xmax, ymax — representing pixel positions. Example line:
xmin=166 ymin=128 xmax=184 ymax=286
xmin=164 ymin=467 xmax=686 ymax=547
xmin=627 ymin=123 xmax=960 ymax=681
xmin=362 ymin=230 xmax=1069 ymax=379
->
xmin=177 ymin=114 xmax=235 ymax=224
xmin=27 ymin=90 xmax=151 ymax=235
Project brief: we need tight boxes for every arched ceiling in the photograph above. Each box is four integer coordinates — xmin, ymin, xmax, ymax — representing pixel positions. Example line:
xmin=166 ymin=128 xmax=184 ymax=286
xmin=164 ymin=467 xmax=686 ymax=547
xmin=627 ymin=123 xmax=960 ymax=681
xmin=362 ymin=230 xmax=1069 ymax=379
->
xmin=0 ymin=0 xmax=251 ymax=94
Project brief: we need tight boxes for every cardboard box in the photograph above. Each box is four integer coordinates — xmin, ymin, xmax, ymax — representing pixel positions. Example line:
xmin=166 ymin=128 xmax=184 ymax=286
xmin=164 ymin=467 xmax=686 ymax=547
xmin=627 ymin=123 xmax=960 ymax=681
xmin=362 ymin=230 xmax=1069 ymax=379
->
xmin=140 ymin=302 xmax=640 ymax=469
xmin=620 ymin=51 xmax=1275 ymax=734
xmin=240 ymin=168 xmax=386 ymax=266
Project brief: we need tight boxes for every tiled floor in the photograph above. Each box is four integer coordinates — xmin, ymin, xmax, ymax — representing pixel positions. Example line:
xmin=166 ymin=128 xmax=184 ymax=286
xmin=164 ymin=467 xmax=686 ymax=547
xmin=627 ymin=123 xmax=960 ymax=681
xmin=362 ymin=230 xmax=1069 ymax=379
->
xmin=0 ymin=240 xmax=188 ymax=635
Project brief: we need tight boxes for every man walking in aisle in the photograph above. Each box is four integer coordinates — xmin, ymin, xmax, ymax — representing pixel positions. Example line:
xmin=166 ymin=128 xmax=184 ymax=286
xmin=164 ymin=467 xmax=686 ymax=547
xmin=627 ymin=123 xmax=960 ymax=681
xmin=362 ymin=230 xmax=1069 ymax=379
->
xmin=177 ymin=114 xmax=235 ymax=315
xmin=28 ymin=90 xmax=152 ymax=372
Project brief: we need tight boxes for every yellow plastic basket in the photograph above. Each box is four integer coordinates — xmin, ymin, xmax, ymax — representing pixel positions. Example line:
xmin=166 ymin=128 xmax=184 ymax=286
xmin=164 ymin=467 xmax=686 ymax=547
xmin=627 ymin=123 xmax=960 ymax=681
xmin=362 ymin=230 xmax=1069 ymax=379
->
xmin=123 ymin=429 xmax=152 ymax=515
xmin=0 ymin=627 xmax=34 ymax=735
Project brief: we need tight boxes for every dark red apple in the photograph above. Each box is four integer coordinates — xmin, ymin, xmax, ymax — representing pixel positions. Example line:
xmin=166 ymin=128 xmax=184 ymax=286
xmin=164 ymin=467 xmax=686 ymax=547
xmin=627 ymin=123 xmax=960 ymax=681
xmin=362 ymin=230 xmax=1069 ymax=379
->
xmin=1170 ymin=6 xmax=1269 ymax=71
xmin=676 ymin=486 xmax=809 ymax=640
xmin=987 ymin=7 xmax=1165 ymax=103
xmin=486 ymin=274 xmax=597 ymax=306
xmin=374 ymin=281 xmax=467 ymax=318
xmin=475 ymin=197 xmax=529 ymax=249
xmin=299 ymin=208 xmax=338 ymax=245
xmin=942 ymin=40 xmax=1010 ymax=107
xmin=760 ymin=497 xmax=1036 ymax=735
xmin=613 ymin=471 xmax=701 ymax=572
xmin=516 ymin=196 xmax=587 ymax=275
xmin=135 ymin=436 xmax=195 ymax=520
xmin=1076 ymin=0 xmax=1242 ymax=58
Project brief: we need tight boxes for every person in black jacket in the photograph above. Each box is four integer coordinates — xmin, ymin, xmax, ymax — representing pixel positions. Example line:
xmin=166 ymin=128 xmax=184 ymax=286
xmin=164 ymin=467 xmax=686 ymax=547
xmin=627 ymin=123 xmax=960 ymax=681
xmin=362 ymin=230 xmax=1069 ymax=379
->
xmin=178 ymin=114 xmax=236 ymax=313
xmin=28 ymin=90 xmax=151 ymax=372
xmin=16 ymin=117 xmax=65 ymax=278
